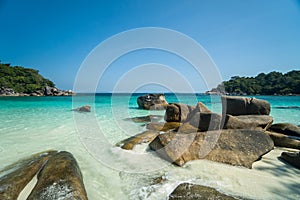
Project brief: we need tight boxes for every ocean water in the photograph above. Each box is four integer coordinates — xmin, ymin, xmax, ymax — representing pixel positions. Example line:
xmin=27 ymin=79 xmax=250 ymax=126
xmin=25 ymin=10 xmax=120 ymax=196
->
xmin=0 ymin=94 xmax=299 ymax=200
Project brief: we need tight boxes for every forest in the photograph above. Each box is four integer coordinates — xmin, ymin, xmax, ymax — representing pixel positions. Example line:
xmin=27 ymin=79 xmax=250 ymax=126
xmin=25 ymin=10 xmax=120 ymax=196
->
xmin=0 ymin=62 xmax=55 ymax=93
xmin=213 ymin=70 xmax=300 ymax=95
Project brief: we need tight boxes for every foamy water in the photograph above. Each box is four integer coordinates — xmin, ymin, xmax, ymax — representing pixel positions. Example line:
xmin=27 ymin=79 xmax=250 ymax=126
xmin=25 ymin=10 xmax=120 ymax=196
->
xmin=0 ymin=94 xmax=299 ymax=199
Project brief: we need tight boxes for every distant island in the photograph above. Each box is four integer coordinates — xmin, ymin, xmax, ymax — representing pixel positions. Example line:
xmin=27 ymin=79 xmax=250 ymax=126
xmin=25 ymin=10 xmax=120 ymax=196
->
xmin=0 ymin=61 xmax=72 ymax=96
xmin=207 ymin=70 xmax=300 ymax=95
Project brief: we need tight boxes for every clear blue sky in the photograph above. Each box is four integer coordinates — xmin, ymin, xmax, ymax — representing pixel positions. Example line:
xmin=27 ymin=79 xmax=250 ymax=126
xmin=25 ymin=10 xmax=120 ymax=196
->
xmin=0 ymin=0 xmax=299 ymax=92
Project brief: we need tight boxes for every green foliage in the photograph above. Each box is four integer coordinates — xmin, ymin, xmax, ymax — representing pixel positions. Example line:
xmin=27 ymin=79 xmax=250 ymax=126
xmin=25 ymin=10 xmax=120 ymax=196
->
xmin=0 ymin=62 xmax=55 ymax=93
xmin=217 ymin=70 xmax=300 ymax=95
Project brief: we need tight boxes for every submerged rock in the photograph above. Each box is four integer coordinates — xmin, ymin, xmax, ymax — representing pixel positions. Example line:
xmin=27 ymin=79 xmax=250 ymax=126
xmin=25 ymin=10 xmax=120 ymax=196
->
xmin=73 ymin=105 xmax=91 ymax=112
xmin=222 ymin=96 xmax=270 ymax=116
xmin=116 ymin=131 xmax=159 ymax=150
xmin=137 ymin=94 xmax=168 ymax=110
xmin=280 ymin=151 xmax=300 ymax=169
xmin=149 ymin=129 xmax=274 ymax=168
xmin=27 ymin=151 xmax=88 ymax=200
xmin=268 ymin=123 xmax=300 ymax=137
xmin=266 ymin=131 xmax=300 ymax=149
xmin=169 ymin=183 xmax=237 ymax=200
xmin=124 ymin=115 xmax=163 ymax=123
xmin=0 ymin=150 xmax=57 ymax=200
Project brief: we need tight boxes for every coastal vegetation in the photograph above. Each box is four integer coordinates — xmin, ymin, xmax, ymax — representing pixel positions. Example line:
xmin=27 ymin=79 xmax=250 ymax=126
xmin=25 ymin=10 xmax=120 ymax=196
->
xmin=211 ymin=70 xmax=300 ymax=95
xmin=0 ymin=62 xmax=54 ymax=94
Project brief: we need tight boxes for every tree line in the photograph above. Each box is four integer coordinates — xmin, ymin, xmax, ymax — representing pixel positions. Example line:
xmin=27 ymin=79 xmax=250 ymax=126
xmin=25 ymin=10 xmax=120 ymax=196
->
xmin=0 ymin=62 xmax=55 ymax=93
xmin=213 ymin=70 xmax=300 ymax=95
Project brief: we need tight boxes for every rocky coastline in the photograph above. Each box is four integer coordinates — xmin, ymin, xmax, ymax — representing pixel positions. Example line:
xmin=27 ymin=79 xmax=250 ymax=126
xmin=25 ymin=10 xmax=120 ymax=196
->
xmin=0 ymin=86 xmax=73 ymax=97
xmin=1 ymin=93 xmax=299 ymax=199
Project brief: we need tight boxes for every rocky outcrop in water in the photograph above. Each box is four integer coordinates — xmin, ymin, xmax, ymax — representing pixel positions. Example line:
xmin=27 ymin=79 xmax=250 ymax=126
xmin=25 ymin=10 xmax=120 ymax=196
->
xmin=0 ymin=150 xmax=87 ymax=199
xmin=117 ymin=96 xmax=300 ymax=169
xmin=137 ymin=94 xmax=168 ymax=110
xmin=169 ymin=183 xmax=237 ymax=200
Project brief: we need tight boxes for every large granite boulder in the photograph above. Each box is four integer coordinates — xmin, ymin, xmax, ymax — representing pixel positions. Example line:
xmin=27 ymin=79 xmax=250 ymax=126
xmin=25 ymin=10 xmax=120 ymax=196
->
xmin=223 ymin=115 xmax=273 ymax=130
xmin=266 ymin=131 xmax=300 ymax=149
xmin=188 ymin=112 xmax=222 ymax=131
xmin=116 ymin=131 xmax=159 ymax=150
xmin=222 ymin=96 xmax=270 ymax=116
xmin=280 ymin=151 xmax=300 ymax=169
xmin=268 ymin=123 xmax=300 ymax=137
xmin=137 ymin=94 xmax=168 ymax=110
xmin=0 ymin=150 xmax=57 ymax=200
xmin=169 ymin=183 xmax=237 ymax=200
xmin=165 ymin=103 xmax=195 ymax=122
xmin=149 ymin=129 xmax=274 ymax=168
xmin=27 ymin=151 xmax=88 ymax=200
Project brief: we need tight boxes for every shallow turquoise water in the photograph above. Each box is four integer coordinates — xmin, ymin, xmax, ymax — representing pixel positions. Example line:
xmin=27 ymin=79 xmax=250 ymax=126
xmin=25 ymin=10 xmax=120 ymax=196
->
xmin=0 ymin=94 xmax=299 ymax=199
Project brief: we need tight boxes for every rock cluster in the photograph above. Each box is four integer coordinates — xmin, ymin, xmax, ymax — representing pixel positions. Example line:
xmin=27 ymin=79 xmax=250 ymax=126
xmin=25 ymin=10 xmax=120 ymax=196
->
xmin=0 ymin=150 xmax=87 ymax=200
xmin=137 ymin=93 xmax=168 ymax=110
xmin=119 ymin=95 xmax=300 ymax=170
xmin=0 ymin=86 xmax=73 ymax=97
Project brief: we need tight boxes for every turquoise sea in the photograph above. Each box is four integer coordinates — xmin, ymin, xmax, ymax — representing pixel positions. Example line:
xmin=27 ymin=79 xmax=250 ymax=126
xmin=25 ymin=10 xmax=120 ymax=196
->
xmin=0 ymin=94 xmax=299 ymax=199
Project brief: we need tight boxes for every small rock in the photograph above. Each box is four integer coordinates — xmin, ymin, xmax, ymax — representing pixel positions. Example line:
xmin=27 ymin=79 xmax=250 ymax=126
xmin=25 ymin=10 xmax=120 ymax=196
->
xmin=280 ymin=151 xmax=300 ymax=169
xmin=73 ymin=105 xmax=91 ymax=112
xmin=169 ymin=183 xmax=237 ymax=200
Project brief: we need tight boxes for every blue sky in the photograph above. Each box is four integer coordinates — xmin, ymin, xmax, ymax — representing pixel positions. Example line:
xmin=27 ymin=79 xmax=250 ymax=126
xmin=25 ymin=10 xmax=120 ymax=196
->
xmin=0 ymin=0 xmax=299 ymax=92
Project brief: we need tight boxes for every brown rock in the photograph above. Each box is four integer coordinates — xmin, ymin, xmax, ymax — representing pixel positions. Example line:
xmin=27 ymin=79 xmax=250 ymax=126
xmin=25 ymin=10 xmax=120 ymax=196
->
xmin=280 ymin=151 xmax=300 ymax=169
xmin=165 ymin=103 xmax=195 ymax=122
xmin=73 ymin=105 xmax=91 ymax=112
xmin=222 ymin=96 xmax=270 ymax=116
xmin=188 ymin=112 xmax=222 ymax=131
xmin=0 ymin=150 xmax=57 ymax=200
xmin=177 ymin=122 xmax=199 ymax=134
xmin=268 ymin=123 xmax=300 ymax=137
xmin=186 ymin=102 xmax=211 ymax=121
xmin=116 ymin=131 xmax=159 ymax=150
xmin=146 ymin=122 xmax=182 ymax=132
xmin=27 ymin=151 xmax=88 ymax=200
xmin=223 ymin=115 xmax=273 ymax=130
xmin=149 ymin=129 xmax=274 ymax=168
xmin=169 ymin=183 xmax=237 ymax=200
xmin=266 ymin=131 xmax=300 ymax=149
xmin=137 ymin=94 xmax=168 ymax=110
